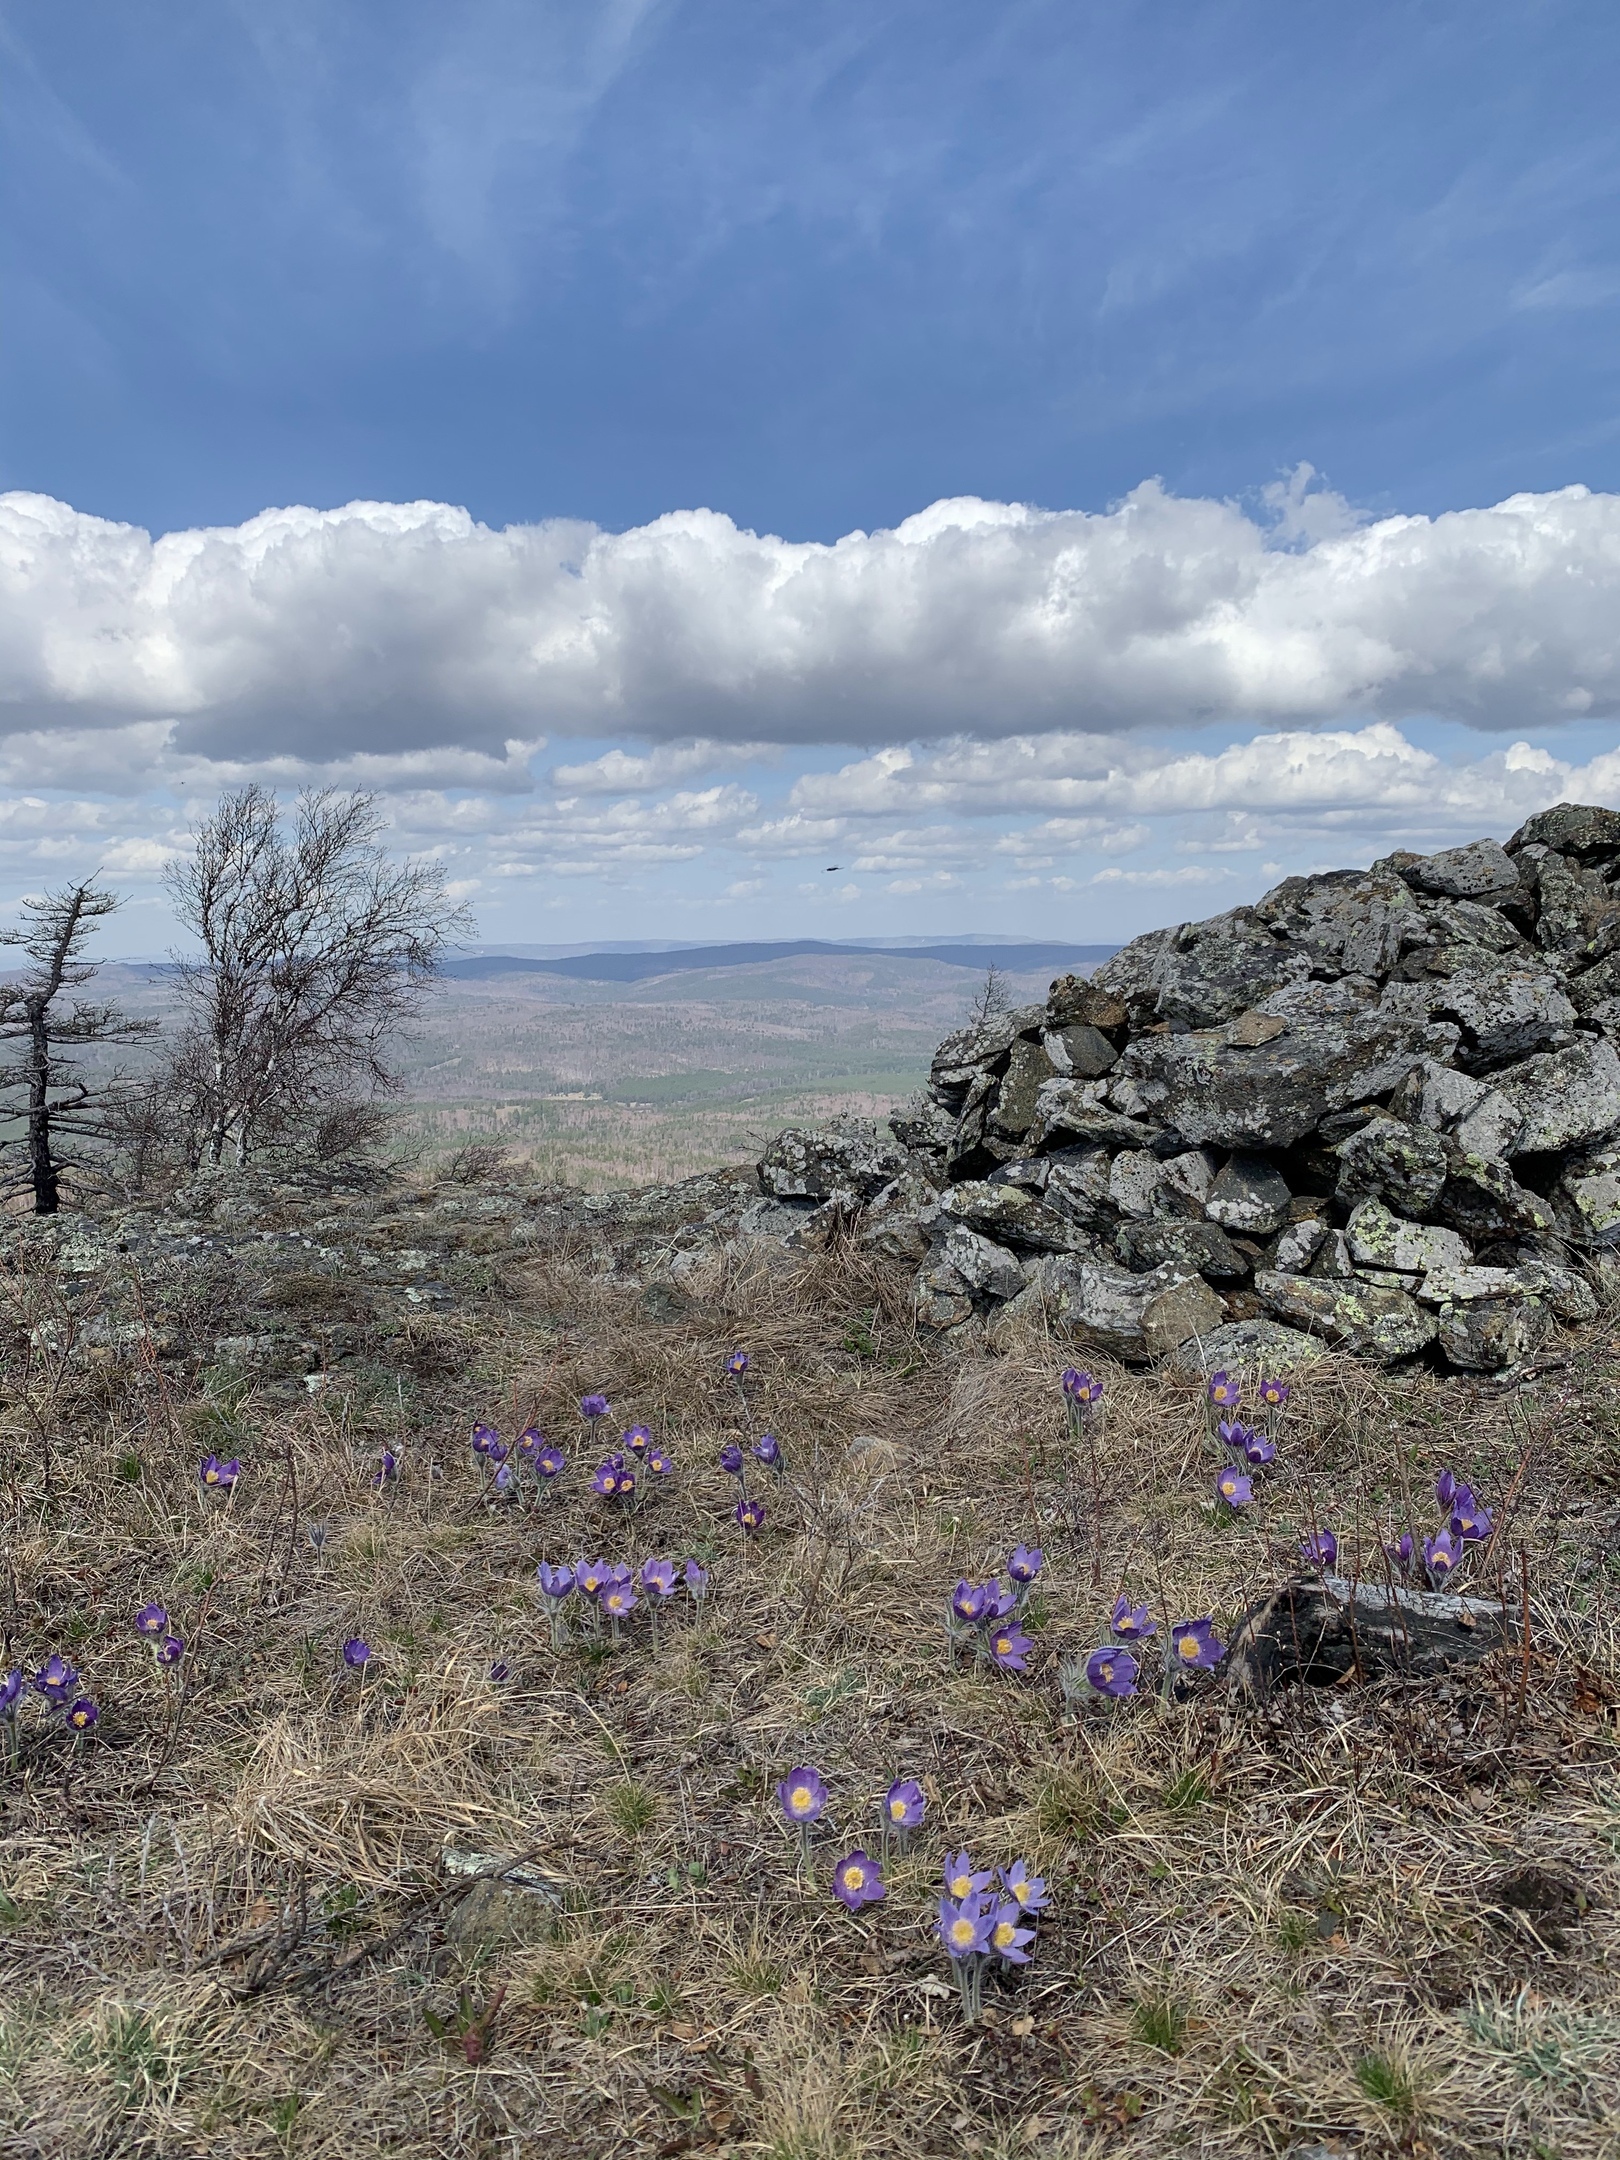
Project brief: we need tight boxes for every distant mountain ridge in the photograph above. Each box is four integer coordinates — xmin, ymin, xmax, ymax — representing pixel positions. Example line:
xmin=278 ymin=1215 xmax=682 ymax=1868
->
xmin=442 ymin=939 xmax=1117 ymax=985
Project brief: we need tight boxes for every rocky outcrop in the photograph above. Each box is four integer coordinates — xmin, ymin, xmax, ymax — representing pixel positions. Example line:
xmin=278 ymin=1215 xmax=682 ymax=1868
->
xmin=758 ymin=805 xmax=1620 ymax=1370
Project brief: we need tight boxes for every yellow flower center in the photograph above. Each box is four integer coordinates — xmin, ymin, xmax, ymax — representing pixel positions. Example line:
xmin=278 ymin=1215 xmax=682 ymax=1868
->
xmin=1013 ymin=1882 xmax=1030 ymax=1903
xmin=996 ymin=1636 xmax=1012 ymax=1655
xmin=790 ymin=1786 xmax=813 ymax=1813
xmin=842 ymin=1866 xmax=863 ymax=1889
xmin=1178 ymin=1634 xmax=1201 ymax=1661
xmin=1098 ymin=1661 xmax=1113 ymax=1683
xmin=994 ymin=1921 xmax=1017 ymax=1949
xmin=950 ymin=1916 xmax=976 ymax=1946
xmin=889 ymin=1798 xmax=907 ymax=1820
xmin=950 ymin=1873 xmax=971 ymax=1896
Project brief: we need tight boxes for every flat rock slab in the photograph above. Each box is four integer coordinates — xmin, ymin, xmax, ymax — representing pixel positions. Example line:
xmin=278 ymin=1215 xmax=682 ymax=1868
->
xmin=1255 ymin=1270 xmax=1438 ymax=1361
xmin=1169 ymin=1316 xmax=1328 ymax=1374
xmin=1228 ymin=1575 xmax=1512 ymax=1695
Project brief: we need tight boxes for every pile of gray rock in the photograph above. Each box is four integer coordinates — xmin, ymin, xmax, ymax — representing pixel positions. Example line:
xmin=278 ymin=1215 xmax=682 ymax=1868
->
xmin=757 ymin=803 xmax=1620 ymax=1372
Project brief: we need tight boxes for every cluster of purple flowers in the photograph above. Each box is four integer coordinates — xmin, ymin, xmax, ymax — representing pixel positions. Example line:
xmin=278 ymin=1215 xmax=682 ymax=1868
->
xmin=1070 ymin=1595 xmax=1224 ymax=1706
xmin=947 ymin=1546 xmax=1043 ymax=1672
xmin=719 ymin=1432 xmax=780 ymax=1533
xmin=471 ymin=1421 xmax=567 ymax=1505
xmin=590 ymin=1425 xmax=676 ymax=1509
xmin=774 ymin=1763 xmax=928 ymax=1906
xmin=134 ymin=1602 xmax=185 ymax=1671
xmin=1 ymin=1654 xmax=99 ymax=1745
xmin=938 ymin=1852 xmax=1049 ymax=2022
xmin=1385 ymin=1467 xmax=1496 ymax=1588
xmin=536 ymin=1554 xmax=709 ymax=1644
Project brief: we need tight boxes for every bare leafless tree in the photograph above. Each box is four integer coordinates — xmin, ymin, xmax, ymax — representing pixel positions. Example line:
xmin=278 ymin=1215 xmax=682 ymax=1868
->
xmin=0 ymin=882 xmax=159 ymax=1214
xmin=164 ymin=786 xmax=471 ymax=1167
xmin=966 ymin=963 xmax=1013 ymax=1026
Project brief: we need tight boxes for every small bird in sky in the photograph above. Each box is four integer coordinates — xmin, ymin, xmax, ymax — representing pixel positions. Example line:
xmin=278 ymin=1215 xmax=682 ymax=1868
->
xmin=825 ymin=865 xmax=841 ymax=871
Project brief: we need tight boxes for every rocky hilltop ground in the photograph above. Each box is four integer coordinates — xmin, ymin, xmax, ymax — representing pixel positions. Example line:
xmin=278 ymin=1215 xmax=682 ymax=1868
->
xmin=12 ymin=801 xmax=1620 ymax=1388
xmin=751 ymin=801 xmax=1620 ymax=1375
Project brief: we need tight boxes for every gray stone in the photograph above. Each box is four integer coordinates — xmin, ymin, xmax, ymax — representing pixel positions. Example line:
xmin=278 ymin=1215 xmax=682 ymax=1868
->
xmin=1254 ymin=1271 xmax=1439 ymax=1360
xmin=1508 ymin=801 xmax=1620 ymax=864
xmin=1560 ymin=1150 xmax=1620 ymax=1243
xmin=939 ymin=1224 xmax=1026 ymax=1301
xmin=1116 ymin=997 xmax=1454 ymax=1150
xmin=1140 ymin=1272 xmax=1227 ymax=1359
xmin=1436 ymin=1293 xmax=1552 ymax=1370
xmin=1226 ymin=1007 xmax=1289 ymax=1046
xmin=1272 ymin=1217 xmax=1329 ymax=1274
xmin=1530 ymin=850 xmax=1620 ymax=962
xmin=1169 ymin=1316 xmax=1329 ymax=1374
xmin=1160 ymin=1147 xmax=1220 ymax=1210
xmin=1092 ymin=907 xmax=1299 ymax=1030
xmin=856 ymin=1175 xmax=942 ymax=1263
xmin=1334 ymin=1115 xmax=1448 ymax=1217
xmin=1115 ymin=1218 xmax=1251 ymax=1280
xmin=1059 ymin=1260 xmax=1214 ymax=1363
xmin=1253 ymin=867 xmax=1424 ymax=978
xmin=887 ymin=1094 xmax=956 ymax=1156
xmin=1028 ymin=1079 xmax=1159 ymax=1152
xmin=1393 ymin=837 xmax=1521 ymax=900
xmin=1041 ymin=1023 xmax=1119 ymax=1079
xmin=1415 ymin=1264 xmax=1527 ymax=1306
xmin=1308 ymin=1228 xmax=1355 ymax=1278
xmin=1345 ymin=1197 xmax=1472 ymax=1276
xmin=1108 ymin=1149 xmax=1168 ymax=1220
xmin=1386 ymin=1056 xmax=1489 ymax=1132
xmin=1041 ymin=1147 xmax=1118 ymax=1232
xmin=914 ymin=1268 xmax=976 ymax=1329
xmin=1428 ymin=961 xmax=1577 ymax=1072
xmin=940 ymin=1179 xmax=1085 ymax=1255
xmin=990 ymin=1037 xmax=1058 ymax=1137
xmin=1205 ymin=1153 xmax=1292 ymax=1235
xmin=1045 ymin=974 xmax=1129 ymax=1032
xmin=1514 ymin=1254 xmax=1600 ymax=1322
xmin=759 ymin=1126 xmax=905 ymax=1203
xmin=1506 ymin=1035 xmax=1620 ymax=1155
xmin=1435 ymin=1144 xmax=1555 ymax=1238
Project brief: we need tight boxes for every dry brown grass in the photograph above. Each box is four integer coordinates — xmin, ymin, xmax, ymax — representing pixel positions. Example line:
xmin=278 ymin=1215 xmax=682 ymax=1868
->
xmin=1 ymin=1210 xmax=1617 ymax=2158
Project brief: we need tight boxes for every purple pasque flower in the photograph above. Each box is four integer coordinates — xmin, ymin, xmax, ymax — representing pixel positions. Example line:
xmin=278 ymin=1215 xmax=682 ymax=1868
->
xmin=580 ymin=1393 xmax=611 ymax=1420
xmin=488 ymin=1660 xmax=510 ymax=1686
xmin=1217 ymin=1418 xmax=1254 ymax=1452
xmin=34 ymin=1654 xmax=78 ymax=1707
xmin=989 ymin=1903 xmax=1036 ymax=1963
xmin=950 ymin=1580 xmax=988 ymax=1625
xmin=600 ymin=1578 xmax=639 ymax=1621
xmin=1206 ymin=1370 xmax=1240 ymax=1410
xmin=536 ymin=1443 xmax=566 ymax=1480
xmin=1301 ymin=1529 xmax=1338 ymax=1570
xmin=470 ymin=1422 xmax=501 ymax=1458
xmin=374 ymin=1448 xmax=400 ymax=1487
xmin=1258 ymin=1376 xmax=1291 ymax=1409
xmin=884 ymin=1778 xmax=926 ymax=1829
xmin=490 ymin=1463 xmax=516 ymax=1497
xmin=1170 ymin=1618 xmax=1225 ymax=1671
xmin=1214 ymin=1467 xmax=1253 ymax=1509
xmin=999 ymin=1859 xmax=1050 ymax=1914
xmin=646 ymin=1446 xmax=675 ymax=1477
xmin=944 ymin=1851 xmax=993 ymax=1900
xmin=939 ymin=1890 xmax=995 ymax=1960
xmin=1111 ymin=1594 xmax=1156 ymax=1640
xmin=0 ymin=1670 xmax=21 ymax=1717
xmin=155 ymin=1634 xmax=184 ymax=1667
xmin=980 ymin=1580 xmax=1018 ymax=1623
xmin=66 ymin=1697 xmax=99 ymax=1733
xmin=1085 ymin=1645 xmax=1139 ymax=1698
xmin=485 ymin=1438 xmax=511 ymax=1467
xmin=342 ymin=1636 xmax=374 ymax=1669
xmin=987 ymin=1623 xmax=1032 ymax=1672
xmin=1424 ymin=1527 xmax=1460 ymax=1584
xmin=1435 ymin=1468 xmax=1459 ymax=1512
xmin=1243 ymin=1432 xmax=1277 ymax=1467
xmin=536 ymin=1561 xmax=576 ymax=1602
xmin=575 ymin=1557 xmax=611 ymax=1600
xmin=622 ymin=1424 xmax=653 ymax=1456
xmin=735 ymin=1496 xmax=766 ymax=1534
xmin=752 ymin=1433 xmax=782 ymax=1469
xmin=641 ymin=1558 xmax=679 ymax=1600
xmin=776 ymin=1765 xmax=828 ymax=1824
xmin=515 ymin=1425 xmax=545 ymax=1464
xmin=831 ymin=1849 xmax=886 ymax=1911
xmin=134 ymin=1603 xmax=169 ymax=1639
xmin=1449 ymin=1487 xmax=1493 ymax=1541
xmin=1385 ymin=1531 xmax=1416 ymax=1574
xmin=719 ymin=1443 xmax=745 ymax=1478
xmin=683 ymin=1557 xmax=710 ymax=1599
xmin=591 ymin=1454 xmax=634 ymax=1500
xmin=1008 ymin=1544 xmax=1043 ymax=1586
xmin=199 ymin=1454 xmax=240 ymax=1491
xmin=1061 ymin=1368 xmax=1104 ymax=1404
xmin=725 ymin=1350 xmax=750 ymax=1378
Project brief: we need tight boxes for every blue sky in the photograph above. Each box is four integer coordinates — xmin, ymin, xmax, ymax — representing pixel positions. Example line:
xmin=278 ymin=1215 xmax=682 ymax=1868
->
xmin=3 ymin=0 xmax=1620 ymax=948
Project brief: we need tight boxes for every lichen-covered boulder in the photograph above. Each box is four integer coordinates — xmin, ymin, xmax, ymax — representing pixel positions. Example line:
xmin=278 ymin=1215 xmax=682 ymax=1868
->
xmin=1427 ymin=960 xmax=1576 ymax=1072
xmin=1205 ymin=1153 xmax=1292 ymax=1234
xmin=1457 ymin=1035 xmax=1620 ymax=1158
xmin=1252 ymin=867 xmax=1423 ymax=979
xmin=1508 ymin=801 xmax=1620 ymax=862
xmin=1170 ymin=1316 xmax=1328 ymax=1374
xmin=1092 ymin=908 xmax=1299 ymax=1030
xmin=758 ymin=1126 xmax=906 ymax=1202
xmin=1344 ymin=1197 xmax=1472 ymax=1277
xmin=1253 ymin=1271 xmax=1438 ymax=1361
xmin=1334 ymin=1115 xmax=1448 ymax=1217
xmin=1060 ymin=1261 xmax=1223 ymax=1363
xmin=1115 ymin=1217 xmax=1251 ymax=1280
xmin=1434 ymin=1289 xmax=1552 ymax=1370
xmin=1387 ymin=837 xmax=1521 ymax=900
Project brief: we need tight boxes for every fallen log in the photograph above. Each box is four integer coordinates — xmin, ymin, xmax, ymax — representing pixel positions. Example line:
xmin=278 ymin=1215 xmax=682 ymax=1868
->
xmin=1228 ymin=1573 xmax=1512 ymax=1696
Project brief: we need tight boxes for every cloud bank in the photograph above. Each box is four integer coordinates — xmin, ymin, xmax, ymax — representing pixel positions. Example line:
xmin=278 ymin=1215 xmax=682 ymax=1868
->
xmin=4 ymin=479 xmax=1620 ymax=781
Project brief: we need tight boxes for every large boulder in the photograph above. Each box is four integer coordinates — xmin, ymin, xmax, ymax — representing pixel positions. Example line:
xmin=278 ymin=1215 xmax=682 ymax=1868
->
xmin=1507 ymin=802 xmax=1620 ymax=864
xmin=1455 ymin=1035 xmax=1620 ymax=1159
xmin=1435 ymin=1290 xmax=1552 ymax=1371
xmin=1252 ymin=867 xmax=1424 ymax=978
xmin=1059 ymin=1262 xmax=1224 ymax=1363
xmin=1344 ymin=1197 xmax=1472 ymax=1277
xmin=1091 ymin=908 xmax=1298 ymax=1029
xmin=1333 ymin=1116 xmax=1448 ymax=1217
xmin=1169 ymin=1316 xmax=1328 ymax=1374
xmin=1205 ymin=1153 xmax=1292 ymax=1234
xmin=1116 ymin=994 xmax=1454 ymax=1150
xmin=1115 ymin=1217 xmax=1251 ymax=1280
xmin=1386 ymin=837 xmax=1521 ymax=900
xmin=1253 ymin=1271 xmax=1438 ymax=1361
xmin=1427 ymin=961 xmax=1577 ymax=1072
xmin=759 ymin=1127 xmax=906 ymax=1202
